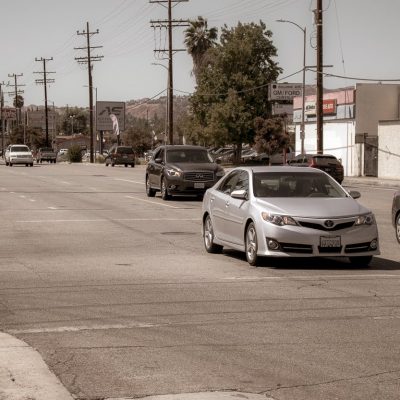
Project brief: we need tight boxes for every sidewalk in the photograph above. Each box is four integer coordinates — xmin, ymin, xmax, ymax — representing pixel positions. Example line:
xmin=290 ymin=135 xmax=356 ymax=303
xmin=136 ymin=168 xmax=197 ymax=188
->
xmin=0 ymin=332 xmax=74 ymax=400
xmin=343 ymin=176 xmax=400 ymax=189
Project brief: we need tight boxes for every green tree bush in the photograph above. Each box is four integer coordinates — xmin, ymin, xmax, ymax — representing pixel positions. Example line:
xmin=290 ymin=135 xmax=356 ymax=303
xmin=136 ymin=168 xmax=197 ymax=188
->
xmin=68 ymin=145 xmax=83 ymax=163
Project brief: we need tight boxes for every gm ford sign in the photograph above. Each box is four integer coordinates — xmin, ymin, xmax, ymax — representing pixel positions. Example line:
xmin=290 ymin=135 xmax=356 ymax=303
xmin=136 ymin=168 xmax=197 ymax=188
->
xmin=268 ymin=83 xmax=303 ymax=101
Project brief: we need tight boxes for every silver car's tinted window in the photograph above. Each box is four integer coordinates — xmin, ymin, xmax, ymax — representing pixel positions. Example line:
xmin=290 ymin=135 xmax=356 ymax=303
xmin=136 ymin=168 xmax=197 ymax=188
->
xmin=253 ymin=172 xmax=346 ymax=198
xmin=11 ymin=146 xmax=30 ymax=152
xmin=218 ymin=171 xmax=240 ymax=195
xmin=166 ymin=149 xmax=212 ymax=163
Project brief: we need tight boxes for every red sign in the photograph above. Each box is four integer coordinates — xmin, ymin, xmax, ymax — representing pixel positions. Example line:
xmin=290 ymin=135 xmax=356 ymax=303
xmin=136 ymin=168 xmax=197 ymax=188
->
xmin=323 ymin=99 xmax=337 ymax=115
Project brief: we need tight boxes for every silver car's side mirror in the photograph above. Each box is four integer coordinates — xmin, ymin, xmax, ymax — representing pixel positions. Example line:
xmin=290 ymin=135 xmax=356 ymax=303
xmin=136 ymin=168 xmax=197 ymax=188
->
xmin=231 ymin=189 xmax=248 ymax=200
xmin=349 ymin=190 xmax=361 ymax=199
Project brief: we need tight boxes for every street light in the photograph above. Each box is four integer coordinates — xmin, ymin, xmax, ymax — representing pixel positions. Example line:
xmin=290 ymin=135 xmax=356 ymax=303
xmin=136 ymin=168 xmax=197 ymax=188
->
xmin=277 ymin=19 xmax=306 ymax=154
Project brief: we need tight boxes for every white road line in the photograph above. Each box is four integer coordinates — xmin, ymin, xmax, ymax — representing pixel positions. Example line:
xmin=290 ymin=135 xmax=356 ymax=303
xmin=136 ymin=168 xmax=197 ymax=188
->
xmin=17 ymin=218 xmax=200 ymax=223
xmin=29 ymin=199 xmax=36 ymax=202
xmin=19 ymin=195 xmax=26 ymax=199
xmin=125 ymin=195 xmax=181 ymax=209
xmin=48 ymin=207 xmax=57 ymax=210
xmin=60 ymin=181 xmax=71 ymax=185
xmin=115 ymin=178 xmax=145 ymax=185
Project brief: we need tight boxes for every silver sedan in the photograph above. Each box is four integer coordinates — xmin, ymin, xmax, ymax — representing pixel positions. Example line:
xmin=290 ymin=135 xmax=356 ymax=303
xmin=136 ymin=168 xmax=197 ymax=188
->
xmin=202 ymin=166 xmax=380 ymax=266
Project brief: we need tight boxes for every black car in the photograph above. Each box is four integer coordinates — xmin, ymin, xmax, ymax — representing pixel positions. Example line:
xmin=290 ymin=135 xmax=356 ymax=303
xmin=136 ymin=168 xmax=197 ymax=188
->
xmin=145 ymin=145 xmax=225 ymax=200
xmin=392 ymin=191 xmax=400 ymax=243
xmin=105 ymin=145 xmax=136 ymax=167
xmin=288 ymin=153 xmax=344 ymax=184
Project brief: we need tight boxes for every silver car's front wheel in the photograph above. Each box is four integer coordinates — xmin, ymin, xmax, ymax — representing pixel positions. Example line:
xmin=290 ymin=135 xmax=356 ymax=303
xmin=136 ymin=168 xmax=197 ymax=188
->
xmin=396 ymin=213 xmax=400 ymax=244
xmin=203 ymin=215 xmax=223 ymax=253
xmin=245 ymin=222 xmax=259 ymax=266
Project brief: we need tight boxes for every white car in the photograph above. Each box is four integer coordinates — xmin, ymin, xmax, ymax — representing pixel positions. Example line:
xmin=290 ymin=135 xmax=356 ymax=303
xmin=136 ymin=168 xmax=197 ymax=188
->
xmin=202 ymin=166 xmax=380 ymax=266
xmin=5 ymin=144 xmax=34 ymax=167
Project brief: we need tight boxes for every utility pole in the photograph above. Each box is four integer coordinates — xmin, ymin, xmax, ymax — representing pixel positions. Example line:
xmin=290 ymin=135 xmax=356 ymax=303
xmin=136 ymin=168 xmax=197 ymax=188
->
xmin=150 ymin=0 xmax=189 ymax=145
xmin=34 ymin=57 xmax=55 ymax=147
xmin=316 ymin=0 xmax=323 ymax=153
xmin=0 ymin=81 xmax=6 ymax=156
xmin=75 ymin=22 xmax=103 ymax=163
xmin=7 ymin=74 xmax=24 ymax=127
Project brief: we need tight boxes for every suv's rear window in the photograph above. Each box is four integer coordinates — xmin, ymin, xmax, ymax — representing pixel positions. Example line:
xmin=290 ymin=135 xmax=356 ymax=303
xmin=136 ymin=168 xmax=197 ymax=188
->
xmin=116 ymin=147 xmax=134 ymax=154
xmin=40 ymin=148 xmax=53 ymax=152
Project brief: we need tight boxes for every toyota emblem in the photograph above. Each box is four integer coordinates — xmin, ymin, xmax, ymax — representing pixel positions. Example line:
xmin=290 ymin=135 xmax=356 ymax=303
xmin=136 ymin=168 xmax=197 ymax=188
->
xmin=324 ymin=220 xmax=334 ymax=228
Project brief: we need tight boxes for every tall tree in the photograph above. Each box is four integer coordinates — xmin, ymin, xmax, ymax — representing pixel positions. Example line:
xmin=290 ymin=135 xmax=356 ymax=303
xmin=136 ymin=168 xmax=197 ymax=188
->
xmin=189 ymin=21 xmax=282 ymax=162
xmin=184 ymin=16 xmax=218 ymax=83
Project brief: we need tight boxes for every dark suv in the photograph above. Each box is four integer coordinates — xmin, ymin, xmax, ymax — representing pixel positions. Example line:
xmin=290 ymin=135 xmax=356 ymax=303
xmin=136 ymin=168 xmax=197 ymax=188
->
xmin=146 ymin=145 xmax=225 ymax=200
xmin=289 ymin=154 xmax=344 ymax=184
xmin=105 ymin=146 xmax=136 ymax=167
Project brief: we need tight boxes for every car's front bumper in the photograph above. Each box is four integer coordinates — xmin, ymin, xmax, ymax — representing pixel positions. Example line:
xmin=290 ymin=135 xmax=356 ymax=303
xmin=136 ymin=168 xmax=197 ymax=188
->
xmin=166 ymin=176 xmax=218 ymax=195
xmin=10 ymin=157 xmax=33 ymax=164
xmin=257 ymin=222 xmax=380 ymax=257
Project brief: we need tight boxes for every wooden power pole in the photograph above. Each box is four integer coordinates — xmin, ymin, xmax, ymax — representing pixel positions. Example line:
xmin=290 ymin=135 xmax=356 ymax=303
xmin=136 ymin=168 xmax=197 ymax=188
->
xmin=75 ymin=22 xmax=103 ymax=163
xmin=316 ymin=0 xmax=323 ymax=153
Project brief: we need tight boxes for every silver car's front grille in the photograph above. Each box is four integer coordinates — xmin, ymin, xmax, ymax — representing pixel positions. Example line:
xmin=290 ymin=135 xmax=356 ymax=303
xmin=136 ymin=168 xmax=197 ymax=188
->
xmin=298 ymin=220 xmax=355 ymax=231
xmin=184 ymin=172 xmax=214 ymax=182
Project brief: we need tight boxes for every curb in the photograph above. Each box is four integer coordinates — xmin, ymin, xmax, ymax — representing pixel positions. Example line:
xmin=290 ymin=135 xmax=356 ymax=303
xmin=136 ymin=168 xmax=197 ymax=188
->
xmin=0 ymin=332 xmax=74 ymax=400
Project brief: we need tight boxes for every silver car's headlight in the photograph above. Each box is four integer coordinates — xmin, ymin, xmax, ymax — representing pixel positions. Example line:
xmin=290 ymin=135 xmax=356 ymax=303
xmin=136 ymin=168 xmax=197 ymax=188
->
xmin=261 ymin=212 xmax=298 ymax=226
xmin=165 ymin=168 xmax=182 ymax=177
xmin=355 ymin=213 xmax=375 ymax=226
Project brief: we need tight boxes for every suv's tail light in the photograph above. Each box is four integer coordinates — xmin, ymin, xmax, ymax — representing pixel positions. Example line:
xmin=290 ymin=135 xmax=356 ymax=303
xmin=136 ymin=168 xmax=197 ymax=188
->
xmin=309 ymin=159 xmax=316 ymax=167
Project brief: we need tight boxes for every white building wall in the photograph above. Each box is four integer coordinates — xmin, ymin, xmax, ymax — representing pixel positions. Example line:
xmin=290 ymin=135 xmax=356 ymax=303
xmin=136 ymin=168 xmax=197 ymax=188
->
xmin=378 ymin=121 xmax=400 ymax=179
xmin=295 ymin=121 xmax=360 ymax=176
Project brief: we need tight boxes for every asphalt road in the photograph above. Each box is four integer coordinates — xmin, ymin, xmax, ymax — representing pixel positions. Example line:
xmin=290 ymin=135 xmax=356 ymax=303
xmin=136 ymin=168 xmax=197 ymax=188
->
xmin=0 ymin=162 xmax=399 ymax=400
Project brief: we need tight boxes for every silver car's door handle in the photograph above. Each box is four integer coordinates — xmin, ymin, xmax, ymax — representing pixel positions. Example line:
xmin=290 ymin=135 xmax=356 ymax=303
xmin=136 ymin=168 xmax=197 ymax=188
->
xmin=210 ymin=196 xmax=215 ymax=202
xmin=225 ymin=201 xmax=230 ymax=207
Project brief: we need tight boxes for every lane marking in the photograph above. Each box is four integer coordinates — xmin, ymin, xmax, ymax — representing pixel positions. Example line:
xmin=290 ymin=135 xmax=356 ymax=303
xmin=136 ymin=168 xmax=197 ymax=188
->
xmin=8 ymin=321 xmax=162 ymax=334
xmin=125 ymin=195 xmax=181 ymax=209
xmin=19 ymin=195 xmax=26 ymax=199
xmin=115 ymin=178 xmax=145 ymax=185
xmin=17 ymin=218 xmax=200 ymax=223
xmin=60 ymin=181 xmax=71 ymax=185
xmin=29 ymin=199 xmax=36 ymax=202
xmin=48 ymin=207 xmax=57 ymax=210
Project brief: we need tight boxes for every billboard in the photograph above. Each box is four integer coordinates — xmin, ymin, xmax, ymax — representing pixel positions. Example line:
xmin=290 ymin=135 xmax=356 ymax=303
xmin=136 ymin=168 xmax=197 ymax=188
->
xmin=269 ymin=83 xmax=302 ymax=101
xmin=305 ymin=99 xmax=337 ymax=116
xmin=96 ymin=101 xmax=125 ymax=131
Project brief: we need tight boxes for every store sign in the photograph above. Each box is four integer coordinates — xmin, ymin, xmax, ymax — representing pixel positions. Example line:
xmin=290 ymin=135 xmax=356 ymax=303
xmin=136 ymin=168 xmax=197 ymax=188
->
xmin=96 ymin=101 xmax=125 ymax=131
xmin=269 ymin=83 xmax=302 ymax=101
xmin=27 ymin=110 xmax=56 ymax=130
xmin=305 ymin=99 xmax=337 ymax=116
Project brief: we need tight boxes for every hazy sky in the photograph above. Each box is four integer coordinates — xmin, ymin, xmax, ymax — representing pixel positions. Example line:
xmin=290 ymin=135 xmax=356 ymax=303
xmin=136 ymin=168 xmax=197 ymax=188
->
xmin=1 ymin=0 xmax=399 ymax=108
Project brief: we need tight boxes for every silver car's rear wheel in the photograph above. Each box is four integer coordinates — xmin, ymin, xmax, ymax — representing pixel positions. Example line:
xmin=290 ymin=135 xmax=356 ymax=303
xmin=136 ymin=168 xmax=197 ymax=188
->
xmin=245 ymin=222 xmax=259 ymax=266
xmin=203 ymin=215 xmax=222 ymax=253
xmin=396 ymin=213 xmax=400 ymax=244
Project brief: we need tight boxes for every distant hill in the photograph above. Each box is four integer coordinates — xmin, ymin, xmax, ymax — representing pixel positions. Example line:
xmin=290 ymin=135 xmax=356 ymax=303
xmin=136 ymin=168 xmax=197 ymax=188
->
xmin=126 ymin=95 xmax=190 ymax=120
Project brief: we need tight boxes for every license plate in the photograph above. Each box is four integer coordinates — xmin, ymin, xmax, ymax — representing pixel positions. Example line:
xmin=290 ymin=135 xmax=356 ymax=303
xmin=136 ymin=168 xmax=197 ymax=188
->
xmin=194 ymin=182 xmax=205 ymax=189
xmin=320 ymin=236 xmax=341 ymax=247
xmin=123 ymin=155 xmax=127 ymax=158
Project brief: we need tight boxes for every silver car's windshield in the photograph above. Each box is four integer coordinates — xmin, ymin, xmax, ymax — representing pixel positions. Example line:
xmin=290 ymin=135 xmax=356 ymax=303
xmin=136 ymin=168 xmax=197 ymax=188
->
xmin=11 ymin=146 xmax=30 ymax=152
xmin=253 ymin=171 xmax=347 ymax=198
xmin=166 ymin=149 xmax=213 ymax=163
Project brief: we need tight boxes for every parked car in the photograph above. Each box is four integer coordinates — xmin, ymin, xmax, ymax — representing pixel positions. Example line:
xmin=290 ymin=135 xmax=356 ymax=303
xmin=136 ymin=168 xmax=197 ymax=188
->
xmin=36 ymin=147 xmax=57 ymax=163
xmin=202 ymin=166 xmax=379 ymax=266
xmin=104 ymin=145 xmax=136 ymax=167
xmin=146 ymin=145 xmax=225 ymax=200
xmin=5 ymin=144 xmax=34 ymax=167
xmin=392 ymin=191 xmax=400 ymax=243
xmin=289 ymin=153 xmax=344 ymax=184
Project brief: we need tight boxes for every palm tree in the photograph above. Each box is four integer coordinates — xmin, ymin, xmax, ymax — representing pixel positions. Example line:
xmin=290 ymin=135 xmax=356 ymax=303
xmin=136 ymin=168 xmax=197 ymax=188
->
xmin=184 ymin=16 xmax=218 ymax=83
